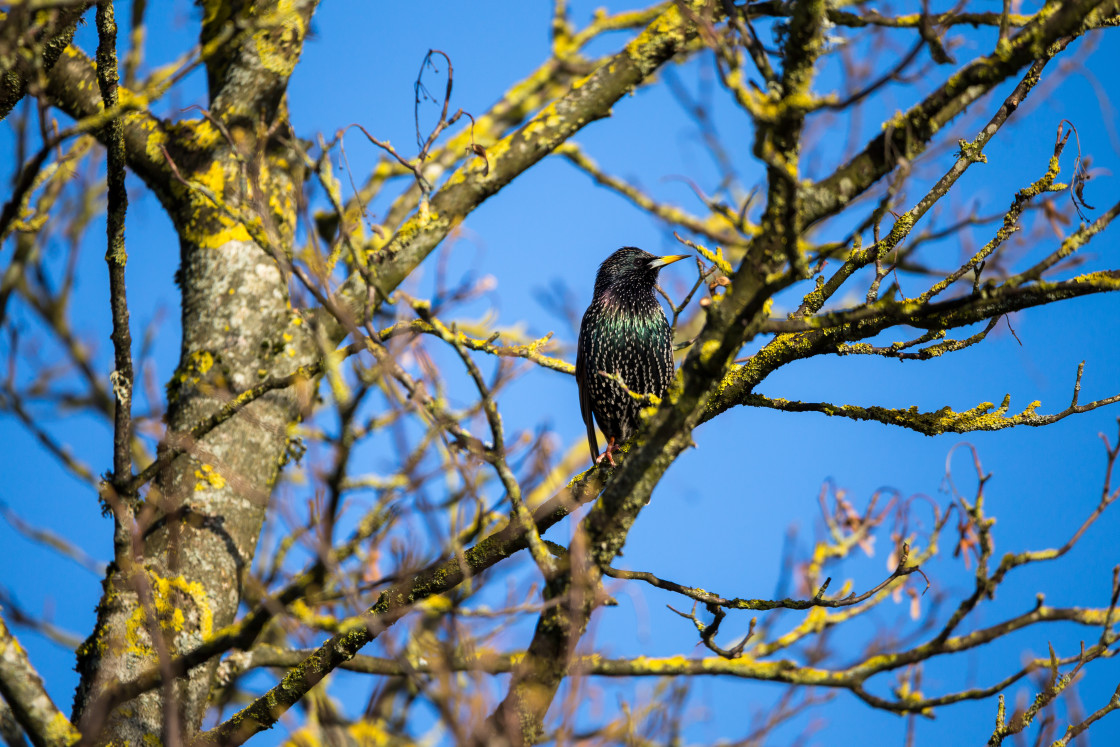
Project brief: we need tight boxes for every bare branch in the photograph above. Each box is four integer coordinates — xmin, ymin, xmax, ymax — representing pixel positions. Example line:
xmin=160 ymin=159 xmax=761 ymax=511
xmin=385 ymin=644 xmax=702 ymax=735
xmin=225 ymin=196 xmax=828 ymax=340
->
xmin=0 ymin=611 xmax=80 ymax=747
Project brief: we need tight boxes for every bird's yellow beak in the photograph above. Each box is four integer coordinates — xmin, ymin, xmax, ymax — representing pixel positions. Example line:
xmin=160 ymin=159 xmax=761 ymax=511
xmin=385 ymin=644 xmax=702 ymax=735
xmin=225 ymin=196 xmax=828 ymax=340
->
xmin=648 ymin=254 xmax=690 ymax=269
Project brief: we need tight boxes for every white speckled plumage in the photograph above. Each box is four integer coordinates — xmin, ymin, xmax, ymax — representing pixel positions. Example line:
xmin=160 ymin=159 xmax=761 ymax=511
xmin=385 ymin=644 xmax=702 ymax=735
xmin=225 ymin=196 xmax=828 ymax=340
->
xmin=576 ymin=247 xmax=686 ymax=465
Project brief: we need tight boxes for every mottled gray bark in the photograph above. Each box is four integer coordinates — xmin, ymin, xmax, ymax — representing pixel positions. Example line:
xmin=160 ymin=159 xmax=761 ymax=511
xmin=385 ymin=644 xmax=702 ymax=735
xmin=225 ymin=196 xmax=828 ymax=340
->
xmin=72 ymin=230 xmax=310 ymax=741
xmin=65 ymin=0 xmax=320 ymax=741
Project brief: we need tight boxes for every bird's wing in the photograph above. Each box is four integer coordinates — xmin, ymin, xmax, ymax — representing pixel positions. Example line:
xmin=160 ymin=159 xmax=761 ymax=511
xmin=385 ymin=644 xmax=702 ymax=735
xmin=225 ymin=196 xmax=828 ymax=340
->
xmin=575 ymin=328 xmax=598 ymax=461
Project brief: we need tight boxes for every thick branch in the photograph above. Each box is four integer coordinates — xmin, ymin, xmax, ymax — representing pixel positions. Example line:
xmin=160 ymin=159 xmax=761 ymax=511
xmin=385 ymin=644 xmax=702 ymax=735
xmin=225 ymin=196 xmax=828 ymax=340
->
xmin=42 ymin=43 xmax=170 ymax=194
xmin=199 ymin=0 xmax=318 ymax=127
xmin=330 ymin=0 xmax=715 ymax=339
xmin=0 ymin=612 xmax=79 ymax=747
xmin=748 ymin=2 xmax=1037 ymax=30
xmin=0 ymin=3 xmax=90 ymax=121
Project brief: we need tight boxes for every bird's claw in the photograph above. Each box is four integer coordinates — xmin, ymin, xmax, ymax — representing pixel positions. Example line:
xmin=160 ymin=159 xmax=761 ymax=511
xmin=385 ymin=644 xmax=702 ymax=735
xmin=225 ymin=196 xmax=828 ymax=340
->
xmin=594 ymin=438 xmax=620 ymax=467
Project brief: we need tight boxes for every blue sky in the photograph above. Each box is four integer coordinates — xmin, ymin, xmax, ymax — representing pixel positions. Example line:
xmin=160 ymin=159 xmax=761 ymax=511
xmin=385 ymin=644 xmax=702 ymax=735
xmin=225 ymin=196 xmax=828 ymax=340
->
xmin=2 ymin=1 xmax=1119 ymax=744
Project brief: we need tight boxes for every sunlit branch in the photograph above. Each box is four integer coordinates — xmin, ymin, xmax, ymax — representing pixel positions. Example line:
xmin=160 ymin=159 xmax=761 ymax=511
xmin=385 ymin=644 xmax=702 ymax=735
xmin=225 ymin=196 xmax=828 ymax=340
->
xmin=740 ymin=369 xmax=1120 ymax=436
xmin=367 ymin=2 xmax=678 ymax=236
xmin=409 ymin=298 xmax=556 ymax=579
xmin=195 ymin=461 xmax=609 ymax=746
xmin=210 ymin=598 xmax=1117 ymax=717
xmin=1051 ymin=683 xmax=1120 ymax=746
xmin=747 ymin=3 xmax=1037 ymax=30
xmin=0 ymin=135 xmax=94 ymax=326
xmin=757 ymin=268 xmax=1120 ymax=337
xmin=835 ymin=317 xmax=1000 ymax=361
xmin=0 ymin=3 xmax=90 ymax=121
xmin=803 ymin=0 xmax=1114 ymax=227
xmin=329 ymin=0 xmax=720 ymax=344
xmin=376 ymin=318 xmax=573 ymax=375
xmin=96 ymin=0 xmax=136 ymax=514
xmin=557 ymin=142 xmax=756 ymax=248
xmin=0 ymin=611 xmax=80 ymax=747
xmin=796 ymin=49 xmax=1062 ymax=318
xmin=604 ymin=540 xmax=925 ymax=613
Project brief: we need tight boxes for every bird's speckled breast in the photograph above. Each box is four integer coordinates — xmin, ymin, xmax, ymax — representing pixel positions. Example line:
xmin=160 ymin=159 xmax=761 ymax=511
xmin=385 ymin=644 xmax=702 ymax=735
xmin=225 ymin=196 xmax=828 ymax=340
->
xmin=579 ymin=291 xmax=674 ymax=443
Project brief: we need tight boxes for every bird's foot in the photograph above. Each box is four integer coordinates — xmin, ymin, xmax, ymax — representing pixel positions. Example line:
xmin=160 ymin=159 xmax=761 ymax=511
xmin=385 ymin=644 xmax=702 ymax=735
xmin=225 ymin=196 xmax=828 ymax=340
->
xmin=595 ymin=438 xmax=620 ymax=467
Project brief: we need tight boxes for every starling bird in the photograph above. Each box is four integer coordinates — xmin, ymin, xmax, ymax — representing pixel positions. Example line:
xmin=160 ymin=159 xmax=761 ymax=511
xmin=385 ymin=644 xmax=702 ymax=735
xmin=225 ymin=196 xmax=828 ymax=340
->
xmin=576 ymin=247 xmax=688 ymax=466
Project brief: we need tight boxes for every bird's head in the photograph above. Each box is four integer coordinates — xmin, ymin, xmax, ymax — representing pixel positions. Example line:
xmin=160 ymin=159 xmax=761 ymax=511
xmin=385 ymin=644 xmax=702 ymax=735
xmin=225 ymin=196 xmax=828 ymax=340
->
xmin=593 ymin=247 xmax=689 ymax=299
